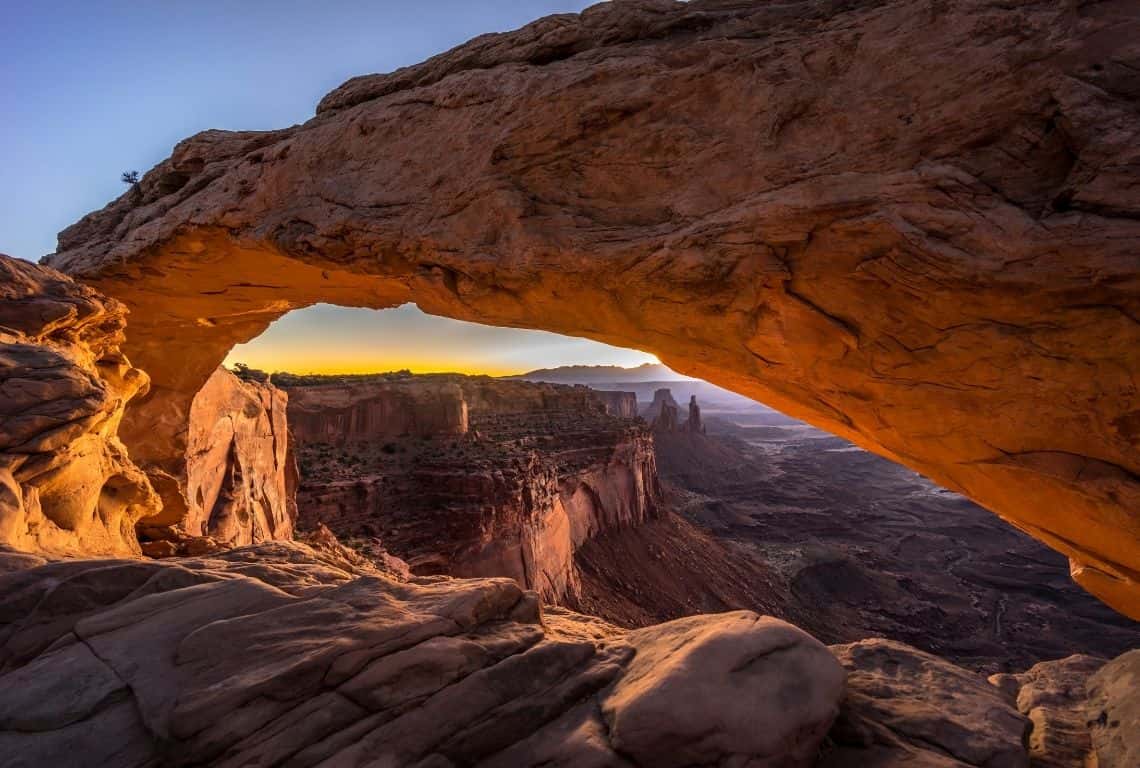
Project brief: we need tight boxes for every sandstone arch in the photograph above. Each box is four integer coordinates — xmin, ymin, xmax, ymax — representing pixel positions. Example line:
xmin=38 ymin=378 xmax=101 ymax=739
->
xmin=46 ymin=0 xmax=1140 ymax=616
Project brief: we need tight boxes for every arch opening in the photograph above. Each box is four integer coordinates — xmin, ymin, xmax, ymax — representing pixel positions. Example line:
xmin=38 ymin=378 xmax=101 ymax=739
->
xmin=136 ymin=301 xmax=1138 ymax=666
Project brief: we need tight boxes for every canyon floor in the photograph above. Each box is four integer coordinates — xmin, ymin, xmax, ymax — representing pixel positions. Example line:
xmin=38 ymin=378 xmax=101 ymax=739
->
xmin=620 ymin=392 xmax=1139 ymax=673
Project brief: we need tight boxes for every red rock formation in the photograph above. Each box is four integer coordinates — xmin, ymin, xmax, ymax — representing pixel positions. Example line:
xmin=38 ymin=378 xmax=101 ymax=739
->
xmin=990 ymin=655 xmax=1107 ymax=768
xmin=136 ymin=367 xmax=295 ymax=548
xmin=825 ymin=639 xmax=1031 ymax=767
xmin=594 ymin=389 xmax=638 ymax=418
xmin=686 ymin=394 xmax=704 ymax=434
xmin=193 ymin=367 xmax=293 ymax=542
xmin=644 ymin=388 xmax=681 ymax=432
xmin=288 ymin=374 xmax=661 ymax=601
xmin=988 ymin=651 xmax=1140 ymax=768
xmin=0 ymin=255 xmax=159 ymax=556
xmin=44 ymin=0 xmax=1140 ymax=616
xmin=286 ymin=374 xmax=468 ymax=444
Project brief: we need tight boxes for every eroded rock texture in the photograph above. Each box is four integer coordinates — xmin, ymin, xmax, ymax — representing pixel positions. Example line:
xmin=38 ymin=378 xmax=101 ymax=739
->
xmin=289 ymin=374 xmax=660 ymax=602
xmin=989 ymin=654 xmax=1106 ymax=768
xmin=593 ymin=390 xmax=639 ymax=419
xmin=825 ymin=639 xmax=1030 ymax=768
xmin=1086 ymin=649 xmax=1140 ymax=768
xmin=988 ymin=651 xmax=1140 ymax=768
xmin=0 ymin=255 xmax=158 ymax=557
xmin=44 ymin=0 xmax=1140 ymax=615
xmin=138 ymin=366 xmax=296 ymax=553
xmin=0 ymin=542 xmax=846 ymax=768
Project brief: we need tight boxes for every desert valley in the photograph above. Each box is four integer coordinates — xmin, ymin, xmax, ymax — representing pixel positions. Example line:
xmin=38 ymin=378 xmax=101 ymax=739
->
xmin=2 ymin=1 xmax=1139 ymax=767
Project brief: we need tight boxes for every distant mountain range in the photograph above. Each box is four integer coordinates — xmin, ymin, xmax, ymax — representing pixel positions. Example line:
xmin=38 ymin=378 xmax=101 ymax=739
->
xmin=513 ymin=363 xmax=693 ymax=384
xmin=512 ymin=363 xmax=783 ymax=416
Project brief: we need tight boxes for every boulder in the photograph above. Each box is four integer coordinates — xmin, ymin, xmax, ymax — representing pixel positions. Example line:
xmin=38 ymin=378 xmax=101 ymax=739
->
xmin=602 ymin=612 xmax=846 ymax=768
xmin=824 ymin=638 xmax=1030 ymax=767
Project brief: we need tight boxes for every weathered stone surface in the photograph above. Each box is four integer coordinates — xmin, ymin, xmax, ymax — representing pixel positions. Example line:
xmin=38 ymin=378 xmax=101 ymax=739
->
xmin=988 ymin=654 xmax=1106 ymax=768
xmin=43 ymin=0 xmax=1140 ymax=616
xmin=184 ymin=367 xmax=294 ymax=544
xmin=985 ymin=650 xmax=1140 ymax=768
xmin=1087 ymin=649 xmax=1140 ymax=768
xmin=824 ymin=639 xmax=1030 ymax=768
xmin=603 ymin=612 xmax=845 ymax=768
xmin=0 ymin=255 xmax=159 ymax=557
xmin=0 ymin=542 xmax=845 ymax=767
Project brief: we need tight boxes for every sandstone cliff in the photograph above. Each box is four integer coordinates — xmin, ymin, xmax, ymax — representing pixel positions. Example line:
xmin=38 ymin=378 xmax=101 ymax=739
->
xmin=286 ymin=373 xmax=468 ymax=444
xmin=645 ymin=387 xmax=704 ymax=433
xmin=44 ymin=0 xmax=1140 ymax=616
xmin=594 ymin=389 xmax=638 ymax=418
xmin=287 ymin=374 xmax=660 ymax=602
xmin=0 ymin=255 xmax=159 ymax=557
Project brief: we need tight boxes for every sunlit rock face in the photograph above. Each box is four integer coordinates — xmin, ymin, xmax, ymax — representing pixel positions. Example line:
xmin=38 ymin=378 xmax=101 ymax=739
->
xmin=44 ymin=0 xmax=1140 ymax=616
xmin=187 ymin=368 xmax=294 ymax=543
xmin=0 ymin=255 xmax=159 ymax=556
xmin=136 ymin=367 xmax=296 ymax=551
xmin=286 ymin=374 xmax=660 ymax=602
xmin=594 ymin=390 xmax=638 ymax=418
xmin=288 ymin=375 xmax=469 ymax=444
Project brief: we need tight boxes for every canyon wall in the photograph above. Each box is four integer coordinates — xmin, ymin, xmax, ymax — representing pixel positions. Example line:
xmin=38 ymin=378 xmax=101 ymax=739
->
xmin=288 ymin=375 xmax=660 ymax=601
xmin=287 ymin=375 xmax=468 ymax=444
xmin=44 ymin=0 xmax=1140 ymax=617
xmin=594 ymin=390 xmax=639 ymax=419
xmin=0 ymin=255 xmax=159 ymax=557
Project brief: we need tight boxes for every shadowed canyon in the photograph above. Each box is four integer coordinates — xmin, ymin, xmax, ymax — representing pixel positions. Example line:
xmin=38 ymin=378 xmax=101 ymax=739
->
xmin=2 ymin=0 xmax=1140 ymax=766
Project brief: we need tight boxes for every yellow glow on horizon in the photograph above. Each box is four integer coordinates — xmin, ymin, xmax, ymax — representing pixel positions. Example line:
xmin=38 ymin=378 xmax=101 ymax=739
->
xmin=222 ymin=353 xmax=532 ymax=378
xmin=221 ymin=304 xmax=662 ymax=378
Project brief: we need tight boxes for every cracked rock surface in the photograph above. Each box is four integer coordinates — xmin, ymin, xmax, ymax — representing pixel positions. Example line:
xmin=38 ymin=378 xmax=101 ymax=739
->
xmin=0 ymin=541 xmax=846 ymax=768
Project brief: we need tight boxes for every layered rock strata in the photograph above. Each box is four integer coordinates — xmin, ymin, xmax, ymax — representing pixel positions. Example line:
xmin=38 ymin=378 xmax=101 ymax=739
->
xmin=285 ymin=372 xmax=468 ymax=444
xmin=45 ymin=0 xmax=1140 ymax=616
xmin=288 ymin=374 xmax=660 ymax=601
xmin=0 ymin=254 xmax=159 ymax=557
xmin=594 ymin=390 xmax=638 ymax=419
xmin=0 ymin=542 xmax=847 ymax=768
xmin=644 ymin=387 xmax=704 ymax=433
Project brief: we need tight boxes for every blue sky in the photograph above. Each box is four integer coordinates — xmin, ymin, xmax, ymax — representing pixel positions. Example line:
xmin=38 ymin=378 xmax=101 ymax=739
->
xmin=2 ymin=1 xmax=659 ymax=374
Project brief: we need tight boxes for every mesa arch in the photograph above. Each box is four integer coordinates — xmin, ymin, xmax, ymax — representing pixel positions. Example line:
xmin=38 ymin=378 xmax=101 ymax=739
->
xmin=45 ymin=0 xmax=1140 ymax=616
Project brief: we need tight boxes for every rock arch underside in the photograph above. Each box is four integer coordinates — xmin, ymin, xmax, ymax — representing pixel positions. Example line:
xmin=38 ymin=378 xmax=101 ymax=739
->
xmin=44 ymin=0 xmax=1140 ymax=618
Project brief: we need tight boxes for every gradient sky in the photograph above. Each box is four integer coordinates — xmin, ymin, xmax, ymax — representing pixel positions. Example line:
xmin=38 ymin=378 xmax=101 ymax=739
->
xmin=2 ymin=1 xmax=659 ymax=375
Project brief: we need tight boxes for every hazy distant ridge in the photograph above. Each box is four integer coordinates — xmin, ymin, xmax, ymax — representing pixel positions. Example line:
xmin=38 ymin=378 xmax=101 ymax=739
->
xmin=513 ymin=363 xmax=691 ymax=384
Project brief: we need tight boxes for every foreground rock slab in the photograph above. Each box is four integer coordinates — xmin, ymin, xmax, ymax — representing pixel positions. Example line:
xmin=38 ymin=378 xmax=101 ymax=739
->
xmin=824 ymin=639 xmax=1030 ymax=768
xmin=0 ymin=542 xmax=845 ymax=767
xmin=44 ymin=0 xmax=1140 ymax=617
